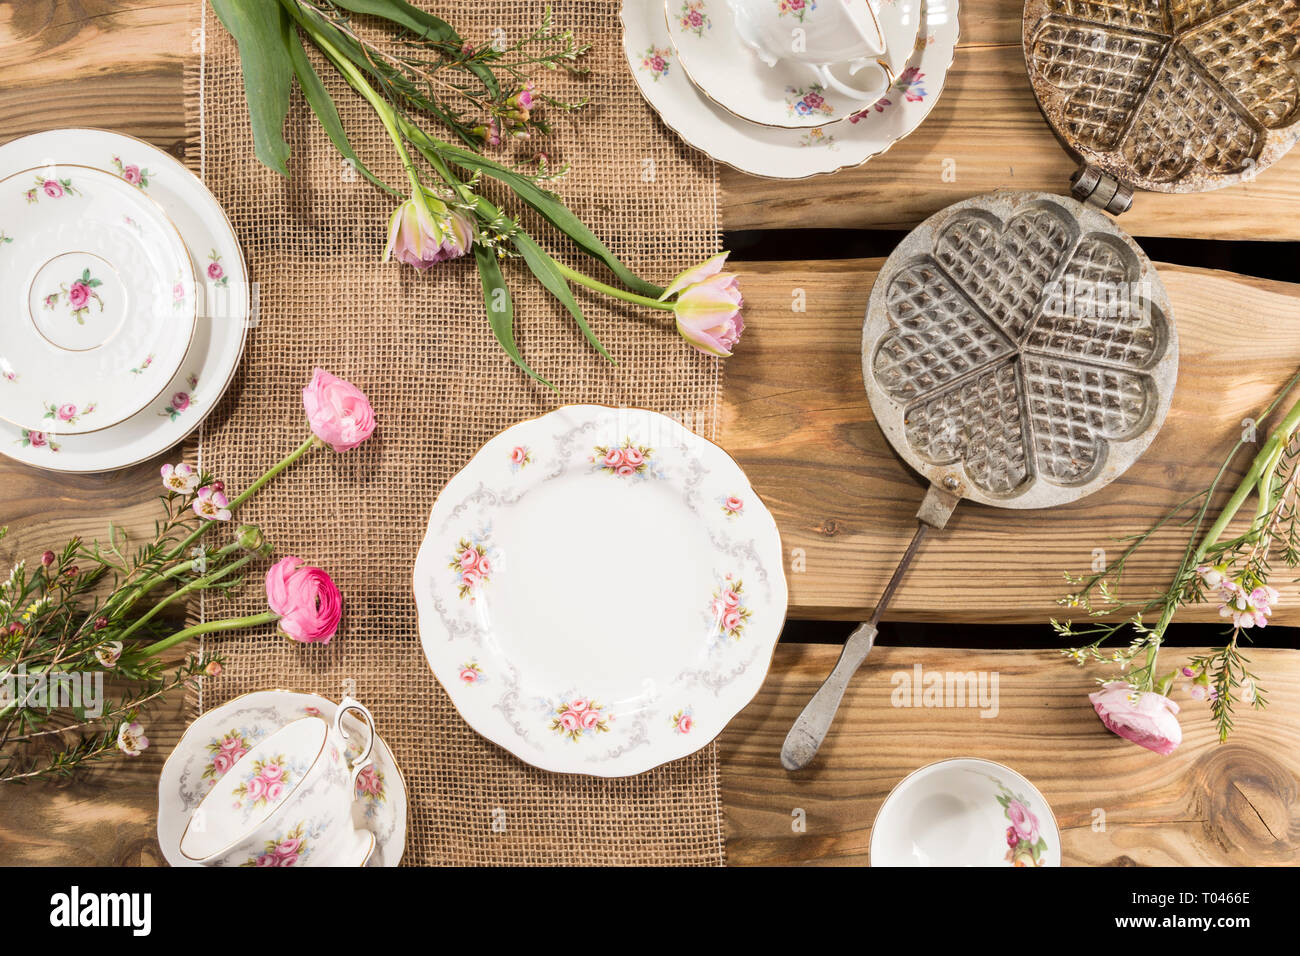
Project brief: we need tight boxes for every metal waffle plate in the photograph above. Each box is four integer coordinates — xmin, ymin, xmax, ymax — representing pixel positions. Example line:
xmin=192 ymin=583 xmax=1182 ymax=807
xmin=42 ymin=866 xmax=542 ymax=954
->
xmin=863 ymin=191 xmax=1178 ymax=510
xmin=1023 ymin=0 xmax=1300 ymax=192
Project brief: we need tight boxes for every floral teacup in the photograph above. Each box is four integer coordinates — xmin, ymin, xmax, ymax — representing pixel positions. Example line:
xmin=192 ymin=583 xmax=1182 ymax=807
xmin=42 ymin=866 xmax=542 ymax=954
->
xmin=726 ymin=0 xmax=890 ymax=101
xmin=178 ymin=698 xmax=377 ymax=867
xmin=870 ymin=758 xmax=1061 ymax=867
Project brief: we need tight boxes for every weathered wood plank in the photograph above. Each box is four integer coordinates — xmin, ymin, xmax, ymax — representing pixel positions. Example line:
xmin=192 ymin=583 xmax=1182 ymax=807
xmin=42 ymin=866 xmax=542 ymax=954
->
xmin=721 ymin=258 xmax=1300 ymax=621
xmin=721 ymin=644 xmax=1300 ymax=866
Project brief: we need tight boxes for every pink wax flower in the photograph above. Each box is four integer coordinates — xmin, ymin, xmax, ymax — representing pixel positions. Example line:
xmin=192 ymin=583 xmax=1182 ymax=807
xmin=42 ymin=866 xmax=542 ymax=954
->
xmin=1088 ymin=681 xmax=1182 ymax=755
xmin=302 ymin=368 xmax=376 ymax=452
xmin=161 ymin=462 xmax=200 ymax=493
xmin=116 ymin=721 xmax=149 ymax=756
xmin=192 ymin=485 xmax=231 ymax=521
xmin=265 ymin=556 xmax=343 ymax=644
xmin=661 ymin=252 xmax=744 ymax=357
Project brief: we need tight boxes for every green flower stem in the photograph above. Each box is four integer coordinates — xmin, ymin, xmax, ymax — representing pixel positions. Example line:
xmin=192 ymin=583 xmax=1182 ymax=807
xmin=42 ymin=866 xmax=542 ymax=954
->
xmin=306 ymin=20 xmax=423 ymax=197
xmin=118 ymin=552 xmax=258 ymax=645
xmin=99 ymin=538 xmax=242 ymax=620
xmin=1136 ymin=391 xmax=1300 ymax=687
xmin=551 ymin=260 xmax=675 ymax=312
xmin=138 ymin=611 xmax=280 ymax=659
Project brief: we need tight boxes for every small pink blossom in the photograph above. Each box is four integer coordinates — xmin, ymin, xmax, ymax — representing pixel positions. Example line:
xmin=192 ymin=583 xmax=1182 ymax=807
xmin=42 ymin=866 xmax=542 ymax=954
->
xmin=116 ymin=721 xmax=149 ymax=756
xmin=192 ymin=485 xmax=231 ymax=521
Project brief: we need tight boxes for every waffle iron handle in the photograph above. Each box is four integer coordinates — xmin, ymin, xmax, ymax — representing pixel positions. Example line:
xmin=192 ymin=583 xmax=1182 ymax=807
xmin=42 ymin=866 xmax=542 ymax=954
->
xmin=779 ymin=483 xmax=960 ymax=772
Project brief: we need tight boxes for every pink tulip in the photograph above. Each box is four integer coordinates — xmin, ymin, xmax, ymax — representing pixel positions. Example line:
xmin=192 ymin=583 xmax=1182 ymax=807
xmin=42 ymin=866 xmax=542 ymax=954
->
xmin=302 ymin=368 xmax=376 ymax=452
xmin=383 ymin=190 xmax=474 ymax=269
xmin=1088 ymin=682 xmax=1182 ymax=755
xmin=662 ymin=253 xmax=744 ymax=357
xmin=265 ymin=556 xmax=343 ymax=644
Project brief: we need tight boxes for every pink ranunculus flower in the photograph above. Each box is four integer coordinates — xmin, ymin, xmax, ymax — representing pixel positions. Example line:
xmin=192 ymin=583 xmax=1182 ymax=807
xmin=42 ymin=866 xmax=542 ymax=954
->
xmin=265 ymin=556 xmax=343 ymax=644
xmin=663 ymin=252 xmax=744 ymax=357
xmin=68 ymin=282 xmax=90 ymax=309
xmin=302 ymin=368 xmax=376 ymax=452
xmin=1088 ymin=681 xmax=1183 ymax=755
xmin=58 ymin=404 xmax=77 ymax=421
xmin=43 ymin=180 xmax=63 ymax=198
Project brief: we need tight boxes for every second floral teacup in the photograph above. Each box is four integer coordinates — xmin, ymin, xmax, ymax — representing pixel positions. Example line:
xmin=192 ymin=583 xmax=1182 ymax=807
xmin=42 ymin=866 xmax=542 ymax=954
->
xmin=178 ymin=697 xmax=377 ymax=867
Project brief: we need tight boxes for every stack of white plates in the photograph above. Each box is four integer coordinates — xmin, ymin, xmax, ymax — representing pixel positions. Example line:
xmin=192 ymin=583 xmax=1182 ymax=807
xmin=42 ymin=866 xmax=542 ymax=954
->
xmin=621 ymin=0 xmax=959 ymax=178
xmin=0 ymin=129 xmax=249 ymax=472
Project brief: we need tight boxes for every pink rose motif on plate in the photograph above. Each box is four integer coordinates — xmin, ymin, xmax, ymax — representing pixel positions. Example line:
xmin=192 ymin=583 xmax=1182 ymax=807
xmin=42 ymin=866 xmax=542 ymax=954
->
xmin=206 ymin=250 xmax=230 ymax=287
xmin=997 ymin=782 xmax=1048 ymax=866
xmin=677 ymin=0 xmax=711 ymax=37
xmin=459 ymin=660 xmax=484 ymax=684
xmin=232 ymin=755 xmax=293 ymax=810
xmin=777 ymin=0 xmax=814 ymax=21
xmin=550 ymin=697 xmax=612 ymax=741
xmin=639 ymin=45 xmax=671 ymax=81
xmin=44 ymin=268 xmax=103 ymax=324
xmin=42 ymin=401 xmax=95 ymax=427
xmin=159 ymin=374 xmax=199 ymax=421
xmin=509 ymin=444 xmax=532 ymax=472
xmin=17 ymin=430 xmax=58 ymax=452
xmin=242 ymin=822 xmax=308 ymax=867
xmin=27 ymin=175 xmax=79 ymax=203
xmin=355 ymin=764 xmax=386 ymax=803
xmin=111 ymin=155 xmax=151 ymax=189
xmin=720 ymin=495 xmax=744 ymax=518
xmin=670 ymin=707 xmax=695 ymax=735
xmin=710 ymin=573 xmax=752 ymax=640
xmin=202 ymin=730 xmax=252 ymax=782
xmin=450 ymin=536 xmax=492 ymax=601
xmin=591 ymin=439 xmax=655 ymax=478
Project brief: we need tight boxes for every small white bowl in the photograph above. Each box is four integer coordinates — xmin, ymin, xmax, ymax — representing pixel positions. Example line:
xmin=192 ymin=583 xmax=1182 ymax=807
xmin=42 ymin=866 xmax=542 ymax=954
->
xmin=870 ymin=758 xmax=1061 ymax=867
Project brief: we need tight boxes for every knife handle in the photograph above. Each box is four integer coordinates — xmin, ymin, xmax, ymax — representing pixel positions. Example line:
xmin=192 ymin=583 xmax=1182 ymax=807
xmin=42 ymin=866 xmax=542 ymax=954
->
xmin=780 ymin=621 xmax=878 ymax=771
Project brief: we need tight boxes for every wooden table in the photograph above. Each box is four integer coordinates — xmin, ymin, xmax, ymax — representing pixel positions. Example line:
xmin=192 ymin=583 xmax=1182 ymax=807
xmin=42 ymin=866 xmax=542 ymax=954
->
xmin=1 ymin=0 xmax=1297 ymax=866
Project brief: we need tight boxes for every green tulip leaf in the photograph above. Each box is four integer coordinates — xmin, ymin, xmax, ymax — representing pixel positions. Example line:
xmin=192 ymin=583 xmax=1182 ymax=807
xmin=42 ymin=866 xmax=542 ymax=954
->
xmin=211 ymin=0 xmax=294 ymax=177
xmin=473 ymin=244 xmax=554 ymax=390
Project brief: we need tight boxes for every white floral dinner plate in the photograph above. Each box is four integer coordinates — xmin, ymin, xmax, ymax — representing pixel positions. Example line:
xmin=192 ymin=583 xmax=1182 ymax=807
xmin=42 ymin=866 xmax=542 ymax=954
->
xmin=0 ymin=129 xmax=249 ymax=471
xmin=414 ymin=405 xmax=788 ymax=777
xmin=157 ymin=690 xmax=407 ymax=867
xmin=0 ymin=165 xmax=196 ymax=434
xmin=624 ymin=0 xmax=958 ymax=178
xmin=665 ymin=0 xmax=920 ymax=129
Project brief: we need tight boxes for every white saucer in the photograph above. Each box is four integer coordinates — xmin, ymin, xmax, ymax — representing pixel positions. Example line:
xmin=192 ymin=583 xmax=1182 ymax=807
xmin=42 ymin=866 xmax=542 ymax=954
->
xmin=665 ymin=0 xmax=920 ymax=129
xmin=625 ymin=0 xmax=958 ymax=178
xmin=157 ymin=690 xmax=407 ymax=867
xmin=0 ymin=165 xmax=196 ymax=434
xmin=414 ymin=405 xmax=788 ymax=777
xmin=0 ymin=129 xmax=249 ymax=471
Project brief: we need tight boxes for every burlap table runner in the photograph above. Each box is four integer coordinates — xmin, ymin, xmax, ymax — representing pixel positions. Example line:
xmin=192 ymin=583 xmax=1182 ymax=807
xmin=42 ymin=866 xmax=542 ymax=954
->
xmin=185 ymin=0 xmax=725 ymax=865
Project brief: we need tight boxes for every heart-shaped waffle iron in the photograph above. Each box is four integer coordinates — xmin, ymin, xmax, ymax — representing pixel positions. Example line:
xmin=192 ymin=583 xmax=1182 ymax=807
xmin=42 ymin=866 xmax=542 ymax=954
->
xmin=1024 ymin=0 xmax=1300 ymax=194
xmin=781 ymin=191 xmax=1179 ymax=772
xmin=865 ymin=191 xmax=1177 ymax=509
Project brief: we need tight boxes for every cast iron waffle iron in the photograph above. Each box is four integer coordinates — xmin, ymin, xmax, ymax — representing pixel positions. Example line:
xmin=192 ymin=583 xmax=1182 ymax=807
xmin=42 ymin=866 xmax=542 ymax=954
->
xmin=1023 ymin=0 xmax=1300 ymax=211
xmin=781 ymin=190 xmax=1179 ymax=770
